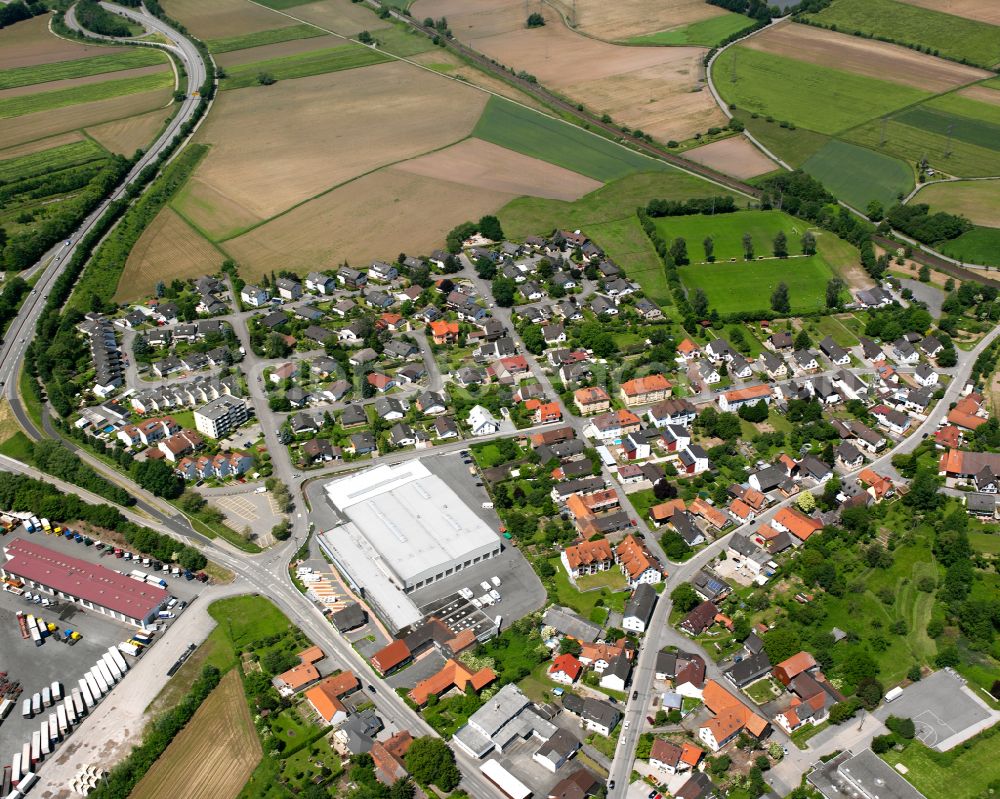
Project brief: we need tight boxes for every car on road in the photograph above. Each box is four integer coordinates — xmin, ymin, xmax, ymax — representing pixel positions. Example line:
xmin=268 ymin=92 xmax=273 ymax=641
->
xmin=623 ymin=719 xmax=630 ymax=729
xmin=368 ymin=685 xmax=376 ymax=693
xmin=632 ymin=690 xmax=638 ymax=700
xmin=607 ymin=781 xmax=614 ymax=790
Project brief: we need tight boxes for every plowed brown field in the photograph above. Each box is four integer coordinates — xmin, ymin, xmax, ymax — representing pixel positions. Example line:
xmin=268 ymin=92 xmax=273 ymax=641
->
xmin=682 ymin=136 xmax=777 ymax=179
xmin=898 ymin=0 xmax=1000 ymax=24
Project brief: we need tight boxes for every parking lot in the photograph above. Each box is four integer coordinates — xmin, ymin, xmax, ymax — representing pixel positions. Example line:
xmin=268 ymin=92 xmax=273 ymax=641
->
xmin=873 ymin=669 xmax=1000 ymax=751
xmin=0 ymin=588 xmax=137 ymax=769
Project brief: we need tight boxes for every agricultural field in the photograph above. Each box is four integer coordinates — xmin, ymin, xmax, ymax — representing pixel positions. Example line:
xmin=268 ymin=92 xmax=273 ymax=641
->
xmin=0 ymin=14 xmax=125 ymax=70
xmin=85 ymin=105 xmax=174 ymax=155
xmin=801 ymin=0 xmax=1000 ymax=68
xmin=626 ymin=13 xmax=753 ymax=47
xmin=915 ymin=179 xmax=1000 ymax=226
xmin=219 ymin=43 xmax=390 ymax=89
xmin=900 ymin=0 xmax=1000 ymax=25
xmin=205 ymin=24 xmax=325 ymax=53
xmin=0 ymin=48 xmax=167 ymax=91
xmin=548 ymin=0 xmax=730 ymax=41
xmin=681 ymin=136 xmax=777 ymax=179
xmin=678 ymin=255 xmax=835 ymax=315
xmin=394 ymin=138 xmax=602 ymax=200
xmin=472 ymin=96 xmax=668 ymax=182
xmin=413 ymin=0 xmax=725 ymax=141
xmin=802 ymin=139 xmax=913 ymax=211
xmin=0 ymin=71 xmax=173 ymax=120
xmin=161 ymin=0 xmax=298 ymax=39
xmin=130 ymin=670 xmax=261 ymax=799
xmin=117 ymin=208 xmax=225 ymax=301
xmin=214 ymin=35 xmax=342 ymax=67
xmin=279 ymin=0 xmax=392 ymax=36
xmin=222 ymin=168 xmax=515 ymax=278
xmin=176 ymin=61 xmax=487 ymax=237
xmin=934 ymin=226 xmax=1000 ymax=266
xmin=713 ymin=46 xmax=930 ymax=134
xmin=739 ymin=23 xmax=991 ymax=92
xmin=409 ymin=50 xmax=551 ymax=113
xmin=736 ymin=112 xmax=830 ymax=167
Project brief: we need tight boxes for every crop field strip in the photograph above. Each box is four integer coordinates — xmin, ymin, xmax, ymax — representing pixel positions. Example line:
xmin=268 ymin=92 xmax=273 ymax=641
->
xmin=0 ymin=139 xmax=108 ymax=183
xmin=625 ymin=13 xmax=754 ymax=47
xmin=472 ymin=96 xmax=669 ymax=183
xmin=801 ymin=0 xmax=1000 ymax=68
xmin=129 ymin=670 xmax=261 ymax=799
xmin=0 ymin=71 xmax=173 ymax=119
xmin=0 ymin=49 xmax=167 ymax=91
xmin=205 ymin=23 xmax=325 ymax=53
xmin=219 ymin=42 xmax=391 ymax=89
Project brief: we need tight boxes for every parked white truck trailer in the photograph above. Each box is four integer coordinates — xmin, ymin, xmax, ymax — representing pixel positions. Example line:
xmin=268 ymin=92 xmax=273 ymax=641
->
xmin=78 ymin=679 xmax=95 ymax=710
xmin=20 ymin=699 xmax=30 ymax=719
xmin=30 ymin=731 xmax=40 ymax=764
xmin=56 ymin=704 xmax=68 ymax=736
xmin=71 ymin=688 xmax=84 ymax=717
xmin=102 ymin=653 xmax=122 ymax=682
xmin=50 ymin=682 xmax=62 ymax=702
xmin=39 ymin=722 xmax=50 ymax=755
xmin=0 ymin=699 xmax=13 ymax=721
xmin=10 ymin=753 xmax=21 ymax=787
xmin=107 ymin=646 xmax=128 ymax=674
xmin=88 ymin=667 xmax=107 ymax=696
xmin=96 ymin=660 xmax=115 ymax=687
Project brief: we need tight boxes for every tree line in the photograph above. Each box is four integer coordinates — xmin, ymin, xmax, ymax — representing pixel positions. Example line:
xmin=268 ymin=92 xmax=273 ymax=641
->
xmin=0 ymin=0 xmax=45 ymax=29
xmin=886 ymin=203 xmax=971 ymax=245
xmin=75 ymin=0 xmax=134 ymax=37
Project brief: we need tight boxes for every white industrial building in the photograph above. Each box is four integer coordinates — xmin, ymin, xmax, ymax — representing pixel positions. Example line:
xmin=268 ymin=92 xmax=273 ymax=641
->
xmin=318 ymin=460 xmax=501 ymax=631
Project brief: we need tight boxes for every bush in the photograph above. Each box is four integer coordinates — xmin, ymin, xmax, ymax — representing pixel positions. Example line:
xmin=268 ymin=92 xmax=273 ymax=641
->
xmin=886 ymin=715 xmax=916 ymax=739
xmin=872 ymin=734 xmax=895 ymax=753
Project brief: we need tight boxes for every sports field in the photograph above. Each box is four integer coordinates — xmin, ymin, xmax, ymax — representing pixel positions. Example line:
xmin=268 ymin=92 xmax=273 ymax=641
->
xmin=802 ymin=139 xmax=913 ymax=210
xmin=472 ymin=96 xmax=668 ymax=182
xmin=205 ymin=24 xmax=325 ymax=53
xmin=219 ymin=43 xmax=390 ymax=89
xmin=916 ymin=179 xmax=1000 ymax=227
xmin=653 ymin=209 xmax=812 ymax=262
xmin=0 ymin=49 xmax=166 ymax=91
xmin=678 ymin=255 xmax=835 ymax=315
xmin=626 ymin=13 xmax=753 ymax=47
xmin=130 ymin=670 xmax=261 ymax=799
xmin=0 ymin=71 xmax=173 ymax=119
xmin=714 ymin=46 xmax=929 ymax=134
xmin=935 ymin=226 xmax=1000 ymax=266
xmin=802 ymin=0 xmax=1000 ymax=68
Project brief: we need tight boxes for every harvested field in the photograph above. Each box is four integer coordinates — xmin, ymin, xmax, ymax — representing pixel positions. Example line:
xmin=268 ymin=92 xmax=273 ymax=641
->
xmin=280 ymin=0 xmax=392 ymax=35
xmin=116 ymin=207 xmax=224 ymax=301
xmin=959 ymin=85 xmax=1000 ymax=108
xmin=180 ymin=62 xmax=486 ymax=237
xmin=899 ymin=0 xmax=1000 ymax=25
xmin=408 ymin=50 xmax=551 ymax=113
xmin=0 ymin=131 xmax=83 ymax=161
xmin=742 ymin=22 xmax=990 ymax=93
xmin=85 ymin=104 xmax=173 ymax=155
xmin=161 ymin=0 xmax=293 ymax=39
xmin=0 ymin=14 xmax=125 ymax=70
xmin=682 ymin=136 xmax=777 ymax=179
xmin=412 ymin=0 xmax=722 ymax=141
xmin=215 ymin=34 xmax=340 ymax=67
xmin=395 ymin=138 xmax=601 ymax=200
xmin=224 ymin=168 xmax=513 ymax=278
xmin=129 ymin=670 xmax=261 ymax=799
xmin=548 ymin=0 xmax=728 ymax=40
xmin=0 ymin=88 xmax=173 ymax=149
xmin=915 ymin=180 xmax=1000 ymax=227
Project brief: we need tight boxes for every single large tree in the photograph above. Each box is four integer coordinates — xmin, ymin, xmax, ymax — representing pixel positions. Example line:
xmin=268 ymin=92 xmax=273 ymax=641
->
xmin=826 ymin=277 xmax=844 ymax=309
xmin=703 ymin=236 xmax=715 ymax=262
xmin=771 ymin=281 xmax=790 ymax=313
xmin=670 ymin=236 xmax=689 ymax=266
xmin=742 ymin=232 xmax=754 ymax=260
xmin=773 ymin=230 xmax=788 ymax=258
xmin=691 ymin=287 xmax=709 ymax=318
xmin=801 ymin=230 xmax=817 ymax=255
xmin=405 ymin=737 xmax=461 ymax=791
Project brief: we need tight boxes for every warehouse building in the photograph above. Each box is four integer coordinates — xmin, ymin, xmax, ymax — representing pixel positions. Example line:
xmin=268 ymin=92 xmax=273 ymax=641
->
xmin=1 ymin=538 xmax=168 ymax=627
xmin=319 ymin=460 xmax=502 ymax=631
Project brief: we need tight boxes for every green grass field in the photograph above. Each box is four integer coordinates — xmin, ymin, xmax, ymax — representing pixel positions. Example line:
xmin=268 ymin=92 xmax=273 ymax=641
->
xmin=895 ymin=104 xmax=1000 ymax=153
xmin=845 ymin=118 xmax=1000 ymax=179
xmin=0 ymin=49 xmax=166 ymax=91
xmin=935 ymin=226 xmax=1000 ymax=266
xmin=367 ymin=25 xmax=435 ymax=57
xmin=916 ymin=180 xmax=1000 ymax=227
xmin=882 ymin=730 xmax=1000 ymax=799
xmin=206 ymin=24 xmax=325 ymax=54
xmin=678 ymin=255 xmax=835 ymax=315
xmin=735 ymin=112 xmax=830 ymax=167
xmin=0 ymin=139 xmax=107 ymax=183
xmin=254 ymin=0 xmax=318 ymax=8
xmin=802 ymin=0 xmax=1000 ymax=68
xmin=626 ymin=13 xmax=753 ymax=47
xmin=220 ymin=44 xmax=390 ymax=89
xmin=473 ymin=96 xmax=669 ymax=182
xmin=653 ymin=209 xmax=811 ymax=262
xmin=802 ymin=139 xmax=913 ymax=210
xmin=714 ymin=47 xmax=929 ymax=135
xmin=0 ymin=71 xmax=172 ymax=120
